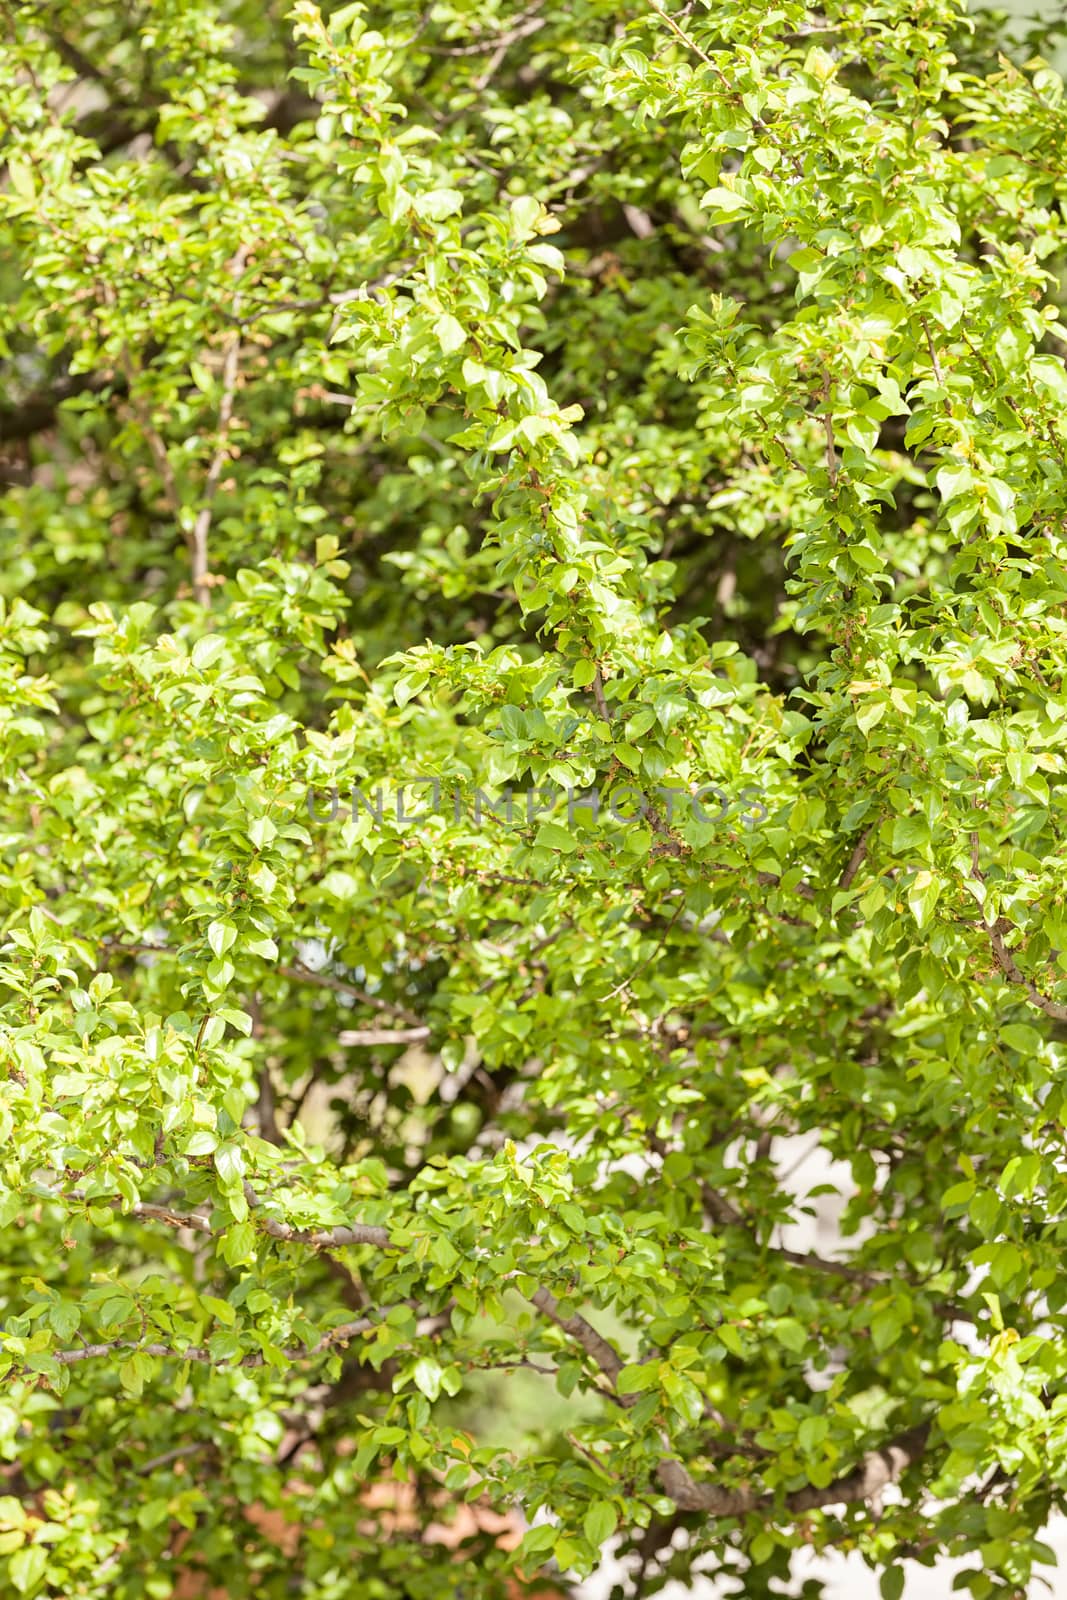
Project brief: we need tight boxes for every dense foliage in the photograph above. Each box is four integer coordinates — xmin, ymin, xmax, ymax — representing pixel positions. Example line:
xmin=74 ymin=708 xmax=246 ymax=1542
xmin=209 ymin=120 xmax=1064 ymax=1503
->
xmin=4 ymin=1 xmax=1067 ymax=1595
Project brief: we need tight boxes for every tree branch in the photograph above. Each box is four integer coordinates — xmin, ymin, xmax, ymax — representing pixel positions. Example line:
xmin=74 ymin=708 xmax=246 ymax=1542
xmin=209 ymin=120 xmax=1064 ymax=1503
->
xmin=527 ymin=1282 xmax=931 ymax=1517
xmin=63 ymin=1188 xmax=393 ymax=1252
xmin=970 ymin=838 xmax=1067 ymax=1020
xmin=985 ymin=917 xmax=1067 ymax=1023
xmin=0 ymin=369 xmax=119 ymax=451
xmin=838 ymin=825 xmax=872 ymax=891
xmin=188 ymin=248 xmax=247 ymax=604
xmin=255 ymin=1215 xmax=393 ymax=1248
xmin=279 ymin=961 xmax=427 ymax=1028
xmin=657 ymin=1421 xmax=931 ymax=1516
xmin=337 ymin=1025 xmax=431 ymax=1047
xmin=527 ymin=1287 xmax=627 ymax=1392
xmin=51 ymin=1311 xmax=443 ymax=1369
xmin=821 ymin=371 xmax=838 ymax=490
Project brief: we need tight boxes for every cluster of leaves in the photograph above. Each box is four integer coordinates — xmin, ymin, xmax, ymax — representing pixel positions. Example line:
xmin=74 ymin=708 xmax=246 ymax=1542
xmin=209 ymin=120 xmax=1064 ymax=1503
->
xmin=4 ymin=0 xmax=1067 ymax=1596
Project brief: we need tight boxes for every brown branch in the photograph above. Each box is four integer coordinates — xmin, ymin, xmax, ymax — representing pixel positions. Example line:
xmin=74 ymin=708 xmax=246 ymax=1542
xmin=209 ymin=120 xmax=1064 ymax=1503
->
xmin=754 ymin=869 xmax=815 ymax=904
xmin=777 ymin=1247 xmax=884 ymax=1285
xmin=473 ymin=13 xmax=547 ymax=89
xmin=986 ymin=917 xmax=1067 ymax=1022
xmin=701 ymin=1185 xmax=743 ymax=1228
xmin=919 ymin=314 xmax=946 ymax=388
xmin=821 ymin=371 xmax=838 ymax=490
xmin=253 ymin=1212 xmax=392 ymax=1251
xmin=65 ymin=1196 xmax=214 ymax=1233
xmin=970 ymin=838 xmax=1067 ymax=1020
xmin=606 ymin=897 xmax=685 ymax=999
xmin=279 ymin=962 xmax=427 ymax=1029
xmin=125 ymin=1200 xmax=213 ymax=1232
xmin=527 ymin=1287 xmax=629 ymax=1396
xmin=337 ymin=1025 xmax=431 ymax=1047
xmin=656 ymin=1421 xmax=930 ymax=1515
xmin=53 ymin=1311 xmax=444 ymax=1370
xmin=0 ymin=369 xmax=119 ymax=449
xmin=63 ymin=1188 xmax=393 ymax=1252
xmin=591 ymin=666 xmax=612 ymax=723
xmin=425 ymin=6 xmax=545 ymax=56
xmin=695 ymin=1181 xmax=887 ymax=1286
xmin=257 ymin=1066 xmax=282 ymax=1144
xmin=54 ymin=1318 xmax=372 ymax=1367
xmin=137 ymin=1442 xmax=209 ymax=1475
xmin=838 ymin=825 xmax=872 ymax=892
xmin=189 ymin=248 xmax=247 ymax=604
xmin=64 ymin=1188 xmax=939 ymax=1516
xmin=644 ymin=0 xmax=732 ymax=88
xmin=248 ymin=997 xmax=281 ymax=1144
xmin=116 ymin=347 xmax=180 ymax=513
xmin=527 ymin=1279 xmax=932 ymax=1516
xmin=237 ymin=1180 xmax=394 ymax=1250
xmin=74 ymin=1185 xmax=966 ymax=1322
xmin=71 ymin=86 xmax=317 ymax=163
xmin=649 ymin=1134 xmax=893 ymax=1288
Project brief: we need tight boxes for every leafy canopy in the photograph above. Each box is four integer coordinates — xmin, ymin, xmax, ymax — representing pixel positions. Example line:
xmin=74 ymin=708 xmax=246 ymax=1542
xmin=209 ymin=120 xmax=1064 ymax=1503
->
xmin=3 ymin=1 xmax=1067 ymax=1597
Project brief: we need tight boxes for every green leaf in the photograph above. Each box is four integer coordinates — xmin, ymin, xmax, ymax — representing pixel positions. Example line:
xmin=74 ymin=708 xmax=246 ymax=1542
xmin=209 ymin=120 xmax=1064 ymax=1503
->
xmin=7 ymin=158 xmax=36 ymax=201
xmin=414 ymin=189 xmax=463 ymax=221
xmin=413 ymin=1357 xmax=443 ymax=1401
xmin=119 ymin=1357 xmax=145 ymax=1397
xmin=518 ymin=1523 xmax=557 ymax=1560
xmin=184 ymin=1130 xmax=218 ymax=1157
xmin=583 ymin=1500 xmax=618 ymax=1546
xmin=881 ymin=1567 xmax=905 ymax=1600
xmin=10 ymin=1545 xmax=47 ymax=1595
xmin=935 ymin=462 xmax=973 ymax=502
xmin=774 ymin=1319 xmax=807 ymax=1355
xmin=434 ymin=314 xmax=466 ymax=356
xmin=716 ymin=1325 xmax=744 ymax=1357
xmin=5 ymin=4 xmax=1067 ymax=1587
xmin=907 ymin=870 xmax=941 ymax=930
xmin=700 ymin=186 xmax=750 ymax=215
xmin=191 ymin=635 xmax=225 ymax=671
xmin=855 ymin=697 xmax=887 ymax=735
xmin=201 ymin=1294 xmax=236 ymax=1326
xmin=509 ymin=195 xmax=543 ymax=237
xmin=616 ymin=1363 xmax=658 ymax=1395
xmin=207 ymin=920 xmax=237 ymax=958
xmin=535 ymin=822 xmax=577 ymax=853
xmin=47 ymin=1302 xmax=79 ymax=1341
xmin=214 ymin=1143 xmax=244 ymax=1186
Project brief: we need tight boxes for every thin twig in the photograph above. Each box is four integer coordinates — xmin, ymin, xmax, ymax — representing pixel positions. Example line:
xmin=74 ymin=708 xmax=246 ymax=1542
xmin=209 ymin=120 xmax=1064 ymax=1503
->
xmin=970 ymin=837 xmax=1067 ymax=1020
xmin=821 ymin=371 xmax=838 ymax=490
xmin=279 ymin=962 xmax=426 ymax=1028
xmin=337 ymin=1025 xmax=431 ymax=1047
xmin=591 ymin=666 xmax=612 ymax=723
xmin=425 ymin=5 xmax=544 ymax=56
xmin=604 ymin=896 xmax=685 ymax=999
xmin=986 ymin=918 xmax=1067 ymax=1022
xmin=919 ymin=314 xmax=946 ymax=387
xmin=137 ymin=1442 xmax=209 ymax=1475
xmin=52 ymin=1312 xmax=442 ymax=1369
xmin=838 ymin=825 xmax=872 ymax=891
xmin=189 ymin=247 xmax=247 ymax=604
xmin=527 ymin=1279 xmax=932 ymax=1516
xmin=645 ymin=0 xmax=729 ymax=84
